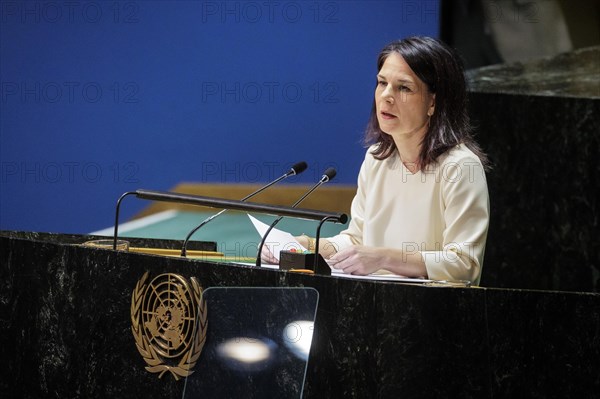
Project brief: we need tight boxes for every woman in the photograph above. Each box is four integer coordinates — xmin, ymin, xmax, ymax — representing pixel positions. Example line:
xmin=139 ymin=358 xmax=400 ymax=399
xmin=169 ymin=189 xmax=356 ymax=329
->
xmin=266 ymin=36 xmax=490 ymax=284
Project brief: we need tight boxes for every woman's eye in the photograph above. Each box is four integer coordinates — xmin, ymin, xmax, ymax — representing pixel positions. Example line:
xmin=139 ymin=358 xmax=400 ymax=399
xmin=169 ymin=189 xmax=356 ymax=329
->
xmin=399 ymin=85 xmax=411 ymax=92
xmin=377 ymin=81 xmax=387 ymax=87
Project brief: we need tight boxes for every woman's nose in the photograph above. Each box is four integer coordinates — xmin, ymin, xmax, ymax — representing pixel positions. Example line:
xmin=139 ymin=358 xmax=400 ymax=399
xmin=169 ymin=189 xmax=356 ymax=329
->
xmin=382 ymin=86 xmax=394 ymax=103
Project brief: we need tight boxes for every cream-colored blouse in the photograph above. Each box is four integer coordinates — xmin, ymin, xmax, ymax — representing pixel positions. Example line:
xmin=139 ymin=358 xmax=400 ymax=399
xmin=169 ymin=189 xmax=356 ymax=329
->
xmin=327 ymin=144 xmax=490 ymax=284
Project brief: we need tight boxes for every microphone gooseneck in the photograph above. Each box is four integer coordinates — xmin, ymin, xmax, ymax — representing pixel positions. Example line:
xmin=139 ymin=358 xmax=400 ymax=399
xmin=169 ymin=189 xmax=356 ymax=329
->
xmin=255 ymin=167 xmax=337 ymax=267
xmin=180 ymin=161 xmax=307 ymax=257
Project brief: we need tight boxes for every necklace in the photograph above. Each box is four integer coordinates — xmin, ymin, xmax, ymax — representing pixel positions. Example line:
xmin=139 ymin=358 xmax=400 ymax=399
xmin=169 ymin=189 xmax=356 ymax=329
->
xmin=400 ymin=155 xmax=420 ymax=173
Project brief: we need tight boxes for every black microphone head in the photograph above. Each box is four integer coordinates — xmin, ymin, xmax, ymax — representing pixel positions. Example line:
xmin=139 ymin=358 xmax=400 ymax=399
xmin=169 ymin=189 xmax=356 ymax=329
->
xmin=290 ymin=161 xmax=308 ymax=175
xmin=322 ymin=167 xmax=337 ymax=182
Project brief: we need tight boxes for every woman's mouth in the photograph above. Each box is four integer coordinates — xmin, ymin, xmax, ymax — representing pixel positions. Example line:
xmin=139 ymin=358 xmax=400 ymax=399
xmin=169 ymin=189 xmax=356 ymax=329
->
xmin=380 ymin=111 xmax=397 ymax=120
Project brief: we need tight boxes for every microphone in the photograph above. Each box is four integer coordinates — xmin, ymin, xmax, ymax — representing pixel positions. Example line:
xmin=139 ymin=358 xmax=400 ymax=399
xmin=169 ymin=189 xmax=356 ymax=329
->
xmin=255 ymin=167 xmax=336 ymax=267
xmin=180 ymin=161 xmax=307 ymax=257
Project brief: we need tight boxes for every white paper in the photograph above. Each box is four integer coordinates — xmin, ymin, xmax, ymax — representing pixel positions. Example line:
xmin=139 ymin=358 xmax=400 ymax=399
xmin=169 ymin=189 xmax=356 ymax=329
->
xmin=248 ymin=214 xmax=307 ymax=261
xmin=232 ymin=260 xmax=431 ymax=283
xmin=247 ymin=215 xmax=432 ymax=283
xmin=329 ymin=270 xmax=432 ymax=282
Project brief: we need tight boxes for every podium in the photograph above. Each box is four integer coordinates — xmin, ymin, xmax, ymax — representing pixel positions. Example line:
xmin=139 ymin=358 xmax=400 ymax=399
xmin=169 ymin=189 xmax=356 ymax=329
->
xmin=182 ymin=287 xmax=319 ymax=398
xmin=1 ymin=231 xmax=599 ymax=398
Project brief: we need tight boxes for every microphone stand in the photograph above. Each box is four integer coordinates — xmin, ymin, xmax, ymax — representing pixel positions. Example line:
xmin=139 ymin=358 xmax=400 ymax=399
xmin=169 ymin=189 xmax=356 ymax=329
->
xmin=181 ymin=162 xmax=306 ymax=257
xmin=255 ymin=168 xmax=336 ymax=267
xmin=313 ymin=215 xmax=338 ymax=270
xmin=113 ymin=189 xmax=347 ymax=251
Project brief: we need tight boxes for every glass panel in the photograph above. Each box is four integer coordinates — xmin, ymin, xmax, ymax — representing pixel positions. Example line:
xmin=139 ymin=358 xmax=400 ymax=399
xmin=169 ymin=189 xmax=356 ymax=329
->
xmin=182 ymin=287 xmax=319 ymax=399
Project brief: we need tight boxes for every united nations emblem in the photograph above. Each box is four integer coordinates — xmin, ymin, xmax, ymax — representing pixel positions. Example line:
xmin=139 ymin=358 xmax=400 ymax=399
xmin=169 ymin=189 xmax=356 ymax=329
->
xmin=131 ymin=272 xmax=207 ymax=380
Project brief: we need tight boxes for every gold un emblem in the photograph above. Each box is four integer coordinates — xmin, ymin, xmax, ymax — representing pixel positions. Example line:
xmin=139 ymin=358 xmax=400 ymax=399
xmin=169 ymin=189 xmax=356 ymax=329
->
xmin=131 ymin=272 xmax=207 ymax=380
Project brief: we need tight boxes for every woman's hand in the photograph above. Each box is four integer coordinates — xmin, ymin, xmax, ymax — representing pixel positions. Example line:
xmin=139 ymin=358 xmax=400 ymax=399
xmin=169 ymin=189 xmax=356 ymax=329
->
xmin=328 ymin=245 xmax=387 ymax=275
xmin=328 ymin=245 xmax=427 ymax=277
xmin=260 ymin=245 xmax=279 ymax=265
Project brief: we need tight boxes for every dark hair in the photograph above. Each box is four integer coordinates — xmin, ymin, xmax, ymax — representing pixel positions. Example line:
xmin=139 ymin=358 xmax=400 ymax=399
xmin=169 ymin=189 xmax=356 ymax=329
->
xmin=365 ymin=36 xmax=489 ymax=170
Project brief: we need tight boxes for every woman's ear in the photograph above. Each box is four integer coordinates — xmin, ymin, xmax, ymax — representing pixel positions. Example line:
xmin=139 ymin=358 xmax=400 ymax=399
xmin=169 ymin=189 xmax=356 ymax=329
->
xmin=428 ymin=94 xmax=436 ymax=116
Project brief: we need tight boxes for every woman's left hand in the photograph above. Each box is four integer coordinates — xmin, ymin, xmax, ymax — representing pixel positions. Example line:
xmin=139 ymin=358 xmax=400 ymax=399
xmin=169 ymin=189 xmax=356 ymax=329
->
xmin=328 ymin=245 xmax=387 ymax=275
xmin=328 ymin=245 xmax=427 ymax=278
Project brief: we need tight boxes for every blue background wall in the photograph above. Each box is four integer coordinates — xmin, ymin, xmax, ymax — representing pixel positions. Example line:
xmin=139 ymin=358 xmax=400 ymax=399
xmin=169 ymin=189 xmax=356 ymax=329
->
xmin=0 ymin=0 xmax=439 ymax=233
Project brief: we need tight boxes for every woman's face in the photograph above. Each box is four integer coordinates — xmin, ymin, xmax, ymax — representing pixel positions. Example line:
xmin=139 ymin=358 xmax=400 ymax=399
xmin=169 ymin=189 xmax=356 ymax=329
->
xmin=375 ymin=52 xmax=435 ymax=142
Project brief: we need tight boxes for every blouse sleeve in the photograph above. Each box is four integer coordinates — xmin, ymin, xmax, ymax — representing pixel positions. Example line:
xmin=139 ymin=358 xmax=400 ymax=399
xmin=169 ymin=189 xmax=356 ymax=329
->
xmin=421 ymin=156 xmax=490 ymax=284
xmin=325 ymin=155 xmax=369 ymax=253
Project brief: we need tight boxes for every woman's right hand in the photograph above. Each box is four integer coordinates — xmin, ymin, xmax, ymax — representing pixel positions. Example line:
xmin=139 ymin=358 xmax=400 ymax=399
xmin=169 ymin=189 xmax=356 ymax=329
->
xmin=260 ymin=245 xmax=279 ymax=265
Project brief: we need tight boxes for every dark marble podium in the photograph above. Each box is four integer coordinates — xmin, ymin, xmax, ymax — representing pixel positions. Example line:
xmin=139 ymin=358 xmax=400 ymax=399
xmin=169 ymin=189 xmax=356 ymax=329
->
xmin=467 ymin=46 xmax=600 ymax=293
xmin=1 ymin=231 xmax=599 ymax=398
